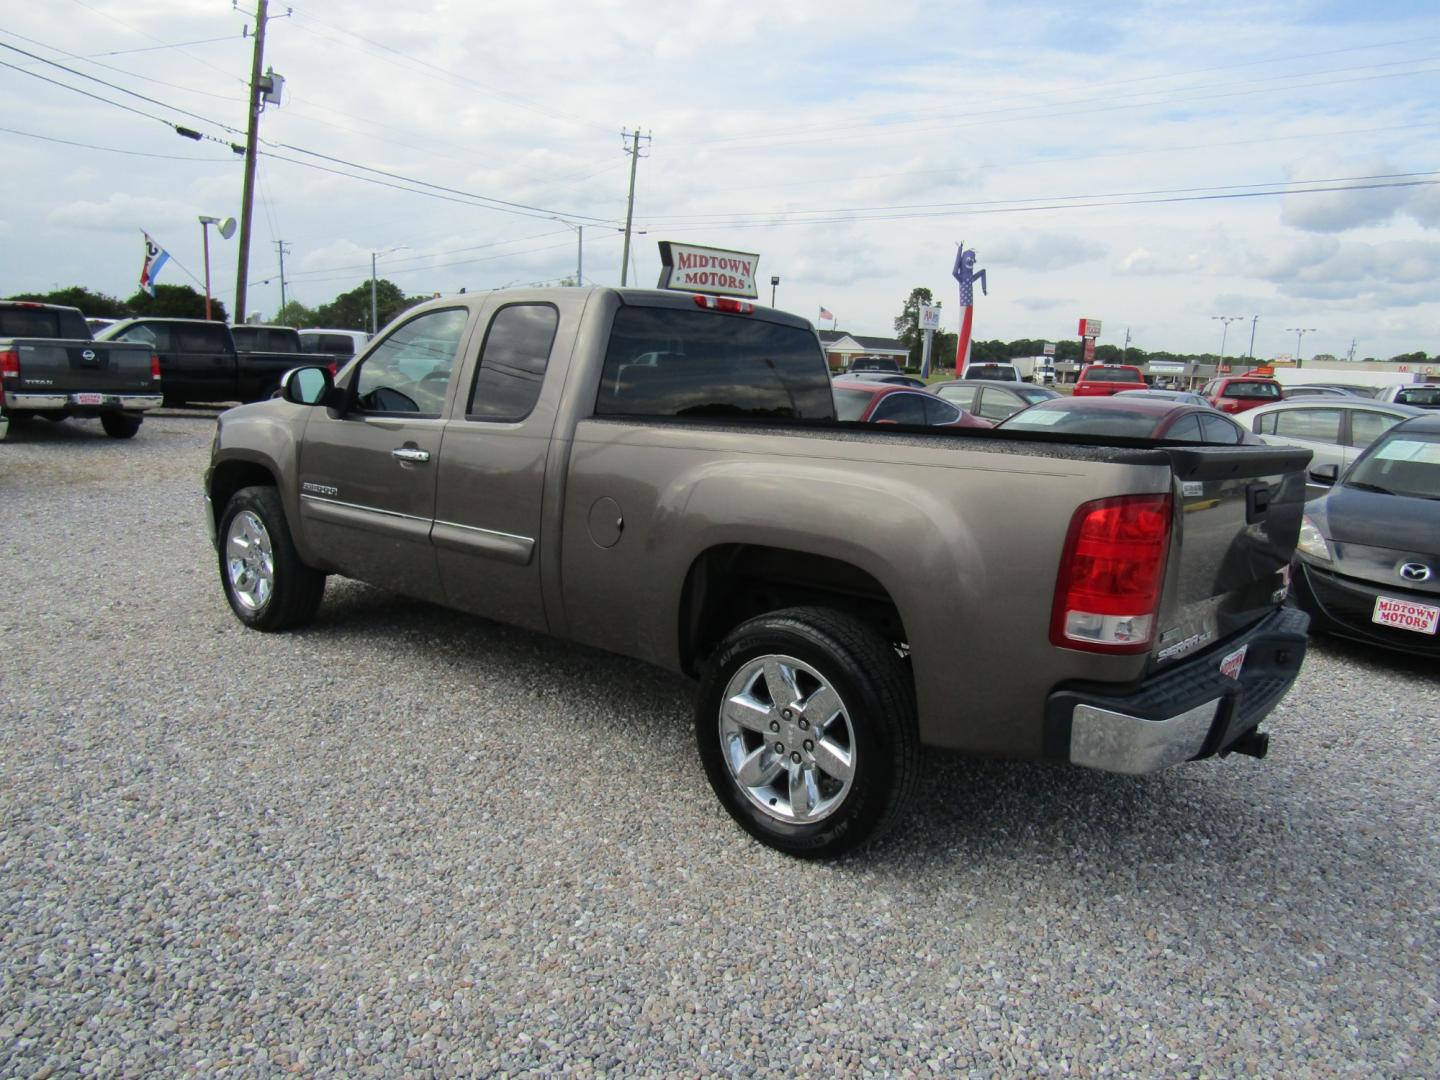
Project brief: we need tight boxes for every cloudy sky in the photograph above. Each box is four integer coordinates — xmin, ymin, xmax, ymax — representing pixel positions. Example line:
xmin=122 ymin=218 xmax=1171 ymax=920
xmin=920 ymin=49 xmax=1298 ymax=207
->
xmin=2 ymin=0 xmax=1437 ymax=359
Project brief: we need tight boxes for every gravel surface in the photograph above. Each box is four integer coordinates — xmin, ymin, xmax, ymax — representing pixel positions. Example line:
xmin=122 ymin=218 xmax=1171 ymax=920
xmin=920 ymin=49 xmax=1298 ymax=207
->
xmin=1 ymin=411 xmax=1437 ymax=1078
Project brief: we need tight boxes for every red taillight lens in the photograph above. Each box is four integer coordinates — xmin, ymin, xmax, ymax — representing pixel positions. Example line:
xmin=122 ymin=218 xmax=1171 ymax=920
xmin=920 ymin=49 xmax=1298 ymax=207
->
xmin=327 ymin=360 xmax=338 ymax=376
xmin=0 ymin=349 xmax=19 ymax=378
xmin=150 ymin=353 xmax=162 ymax=380
xmin=1051 ymin=494 xmax=1172 ymax=653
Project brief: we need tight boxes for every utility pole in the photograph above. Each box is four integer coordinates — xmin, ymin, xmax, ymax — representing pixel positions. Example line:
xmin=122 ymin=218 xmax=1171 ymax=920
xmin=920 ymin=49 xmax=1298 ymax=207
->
xmin=1347 ymin=338 xmax=1358 ymax=362
xmin=274 ymin=239 xmax=290 ymax=315
xmin=619 ymin=127 xmax=650 ymax=286
xmin=1247 ymin=315 xmax=1260 ymax=360
xmin=234 ymin=0 xmax=270 ymax=324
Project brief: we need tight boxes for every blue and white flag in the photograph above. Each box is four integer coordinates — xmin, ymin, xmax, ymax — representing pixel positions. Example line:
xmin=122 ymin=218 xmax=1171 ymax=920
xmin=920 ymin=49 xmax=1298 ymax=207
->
xmin=139 ymin=231 xmax=170 ymax=296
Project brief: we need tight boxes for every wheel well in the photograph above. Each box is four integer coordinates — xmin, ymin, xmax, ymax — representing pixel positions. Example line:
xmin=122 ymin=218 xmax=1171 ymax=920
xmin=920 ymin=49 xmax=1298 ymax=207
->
xmin=209 ymin=460 xmax=278 ymax=532
xmin=679 ymin=544 xmax=907 ymax=675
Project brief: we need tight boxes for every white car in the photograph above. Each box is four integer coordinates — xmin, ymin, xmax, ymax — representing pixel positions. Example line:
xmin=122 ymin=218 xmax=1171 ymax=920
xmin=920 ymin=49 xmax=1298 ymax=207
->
xmin=1243 ymin=397 xmax=1427 ymax=495
xmin=1374 ymin=384 xmax=1440 ymax=409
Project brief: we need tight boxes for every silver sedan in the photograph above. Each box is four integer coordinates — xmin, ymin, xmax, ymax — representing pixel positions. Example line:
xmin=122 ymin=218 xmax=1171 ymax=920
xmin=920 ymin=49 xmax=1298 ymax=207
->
xmin=1242 ymin=397 xmax=1426 ymax=495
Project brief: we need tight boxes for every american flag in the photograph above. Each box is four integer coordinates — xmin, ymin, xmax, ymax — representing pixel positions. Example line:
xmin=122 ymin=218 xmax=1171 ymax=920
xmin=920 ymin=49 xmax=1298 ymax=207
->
xmin=958 ymin=279 xmax=975 ymax=307
xmin=818 ymin=306 xmax=834 ymax=321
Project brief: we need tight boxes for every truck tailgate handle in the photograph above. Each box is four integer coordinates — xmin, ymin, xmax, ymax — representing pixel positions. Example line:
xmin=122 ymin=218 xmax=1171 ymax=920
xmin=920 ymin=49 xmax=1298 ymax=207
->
xmin=1246 ymin=482 xmax=1270 ymax=522
xmin=392 ymin=446 xmax=430 ymax=464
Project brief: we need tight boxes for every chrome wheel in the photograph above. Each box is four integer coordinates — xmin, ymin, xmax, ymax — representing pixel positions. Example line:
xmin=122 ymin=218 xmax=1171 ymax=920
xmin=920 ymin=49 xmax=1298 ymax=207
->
xmin=225 ymin=509 xmax=274 ymax=612
xmin=719 ymin=653 xmax=856 ymax=824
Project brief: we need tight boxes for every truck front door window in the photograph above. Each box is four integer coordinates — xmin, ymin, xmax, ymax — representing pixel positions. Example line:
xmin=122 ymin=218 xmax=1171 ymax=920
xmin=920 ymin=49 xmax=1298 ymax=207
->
xmin=353 ymin=307 xmax=468 ymax=415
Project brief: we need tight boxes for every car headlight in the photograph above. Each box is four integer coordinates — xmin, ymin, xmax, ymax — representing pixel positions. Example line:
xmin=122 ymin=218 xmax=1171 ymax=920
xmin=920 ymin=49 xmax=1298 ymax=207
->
xmin=1296 ymin=514 xmax=1332 ymax=562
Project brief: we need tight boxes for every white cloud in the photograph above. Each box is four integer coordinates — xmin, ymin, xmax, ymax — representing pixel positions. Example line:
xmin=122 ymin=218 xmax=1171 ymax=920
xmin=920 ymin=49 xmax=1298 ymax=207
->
xmin=45 ymin=194 xmax=197 ymax=234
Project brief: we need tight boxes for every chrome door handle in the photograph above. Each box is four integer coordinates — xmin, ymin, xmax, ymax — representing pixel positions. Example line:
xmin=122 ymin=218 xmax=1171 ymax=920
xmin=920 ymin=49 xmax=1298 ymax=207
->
xmin=391 ymin=447 xmax=431 ymax=463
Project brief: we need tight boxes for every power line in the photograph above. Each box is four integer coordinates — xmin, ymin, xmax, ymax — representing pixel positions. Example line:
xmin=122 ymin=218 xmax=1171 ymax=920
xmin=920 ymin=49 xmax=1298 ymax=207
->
xmin=0 ymin=124 xmax=236 ymax=161
xmin=643 ymin=177 xmax=1440 ymax=231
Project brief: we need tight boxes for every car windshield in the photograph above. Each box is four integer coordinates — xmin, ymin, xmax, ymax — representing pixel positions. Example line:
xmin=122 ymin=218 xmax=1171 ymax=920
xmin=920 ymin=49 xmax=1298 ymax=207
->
xmin=1345 ymin=429 xmax=1440 ymax=499
xmin=1082 ymin=367 xmax=1142 ymax=382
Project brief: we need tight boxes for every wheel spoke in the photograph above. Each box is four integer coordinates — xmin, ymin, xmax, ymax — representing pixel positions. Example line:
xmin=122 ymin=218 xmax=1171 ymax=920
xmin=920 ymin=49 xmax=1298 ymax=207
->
xmin=736 ymin=745 xmax=784 ymax=789
xmin=802 ymin=686 xmax=843 ymax=728
xmin=723 ymin=694 xmax=774 ymax=735
xmin=812 ymin=738 xmax=853 ymax=784
xmin=789 ymin=765 xmax=822 ymax=821
xmin=762 ymin=659 xmax=799 ymax=710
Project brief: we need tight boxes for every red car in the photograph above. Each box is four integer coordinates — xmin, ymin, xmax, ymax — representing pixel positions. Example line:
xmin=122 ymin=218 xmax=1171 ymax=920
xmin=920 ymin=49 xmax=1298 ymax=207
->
xmin=1202 ymin=375 xmax=1284 ymax=414
xmin=832 ymin=380 xmax=992 ymax=428
xmin=996 ymin=395 xmax=1258 ymax=443
xmin=1073 ymin=364 xmax=1149 ymax=396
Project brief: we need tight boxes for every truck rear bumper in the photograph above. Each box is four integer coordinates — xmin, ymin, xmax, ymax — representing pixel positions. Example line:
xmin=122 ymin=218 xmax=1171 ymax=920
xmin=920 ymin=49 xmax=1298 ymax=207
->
xmin=1044 ymin=606 xmax=1309 ymax=775
xmin=4 ymin=391 xmax=164 ymax=412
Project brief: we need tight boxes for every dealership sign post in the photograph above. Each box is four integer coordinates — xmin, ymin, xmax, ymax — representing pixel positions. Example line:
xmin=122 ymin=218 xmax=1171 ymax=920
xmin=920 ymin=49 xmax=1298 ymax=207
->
xmin=1078 ymin=317 xmax=1102 ymax=365
xmin=919 ymin=303 xmax=942 ymax=378
xmin=657 ymin=242 xmax=761 ymax=298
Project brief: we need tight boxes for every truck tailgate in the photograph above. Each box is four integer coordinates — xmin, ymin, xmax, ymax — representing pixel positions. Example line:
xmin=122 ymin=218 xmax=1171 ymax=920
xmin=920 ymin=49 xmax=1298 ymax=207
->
xmin=9 ymin=339 xmax=156 ymax=395
xmin=1151 ymin=444 xmax=1311 ymax=670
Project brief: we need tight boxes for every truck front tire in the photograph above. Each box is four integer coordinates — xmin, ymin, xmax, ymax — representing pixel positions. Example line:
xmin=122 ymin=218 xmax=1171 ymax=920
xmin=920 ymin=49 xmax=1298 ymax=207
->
xmin=218 ymin=485 xmax=325 ymax=631
xmin=696 ymin=607 xmax=919 ymax=858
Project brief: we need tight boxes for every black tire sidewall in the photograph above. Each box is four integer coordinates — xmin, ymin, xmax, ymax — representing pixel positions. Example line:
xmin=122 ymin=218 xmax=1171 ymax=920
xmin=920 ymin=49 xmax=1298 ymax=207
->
xmin=696 ymin=610 xmax=911 ymax=858
xmin=217 ymin=486 xmax=321 ymax=631
xmin=101 ymin=413 xmax=142 ymax=438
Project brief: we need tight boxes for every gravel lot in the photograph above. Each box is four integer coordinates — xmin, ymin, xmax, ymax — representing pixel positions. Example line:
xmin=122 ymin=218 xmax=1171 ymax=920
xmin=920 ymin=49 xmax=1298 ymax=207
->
xmin=2 ymin=412 xmax=1437 ymax=1078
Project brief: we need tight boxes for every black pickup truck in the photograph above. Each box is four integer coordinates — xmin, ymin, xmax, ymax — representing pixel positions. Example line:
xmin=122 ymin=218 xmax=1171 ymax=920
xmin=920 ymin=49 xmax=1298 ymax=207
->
xmin=0 ymin=300 xmax=160 ymax=439
xmin=95 ymin=318 xmax=336 ymax=406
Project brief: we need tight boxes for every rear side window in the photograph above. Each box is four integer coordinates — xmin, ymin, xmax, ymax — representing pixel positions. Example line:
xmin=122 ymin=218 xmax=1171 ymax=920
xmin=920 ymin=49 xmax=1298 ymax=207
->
xmin=1199 ymin=413 xmax=1242 ymax=444
xmin=975 ymin=387 xmax=1026 ymax=420
xmin=935 ymin=383 xmax=977 ymax=409
xmin=597 ymin=307 xmax=832 ymax=420
xmin=118 ymin=323 xmax=168 ymax=350
xmin=870 ymin=393 xmax=928 ymax=424
xmin=467 ymin=304 xmax=558 ymax=422
xmin=174 ymin=324 xmax=232 ymax=353
xmin=923 ymin=397 xmax=962 ymax=424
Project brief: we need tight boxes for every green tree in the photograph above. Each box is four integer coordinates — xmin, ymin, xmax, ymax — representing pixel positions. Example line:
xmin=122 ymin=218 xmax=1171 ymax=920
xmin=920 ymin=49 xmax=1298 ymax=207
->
xmin=893 ymin=287 xmax=935 ymax=366
xmin=313 ymin=279 xmax=427 ymax=333
xmin=274 ymin=300 xmax=318 ymax=328
xmin=124 ymin=284 xmax=226 ymax=321
xmin=1388 ymin=350 xmax=1429 ymax=364
xmin=6 ymin=286 xmax=128 ymax=317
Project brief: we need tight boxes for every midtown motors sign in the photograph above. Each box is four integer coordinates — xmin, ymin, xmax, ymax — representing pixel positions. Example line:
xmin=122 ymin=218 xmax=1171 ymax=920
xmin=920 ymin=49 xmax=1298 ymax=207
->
xmin=657 ymin=241 xmax=761 ymax=298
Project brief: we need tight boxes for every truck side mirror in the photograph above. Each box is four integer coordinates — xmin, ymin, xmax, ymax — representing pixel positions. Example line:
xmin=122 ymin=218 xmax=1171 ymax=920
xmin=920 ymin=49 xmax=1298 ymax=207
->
xmin=1308 ymin=463 xmax=1340 ymax=485
xmin=281 ymin=365 xmax=334 ymax=406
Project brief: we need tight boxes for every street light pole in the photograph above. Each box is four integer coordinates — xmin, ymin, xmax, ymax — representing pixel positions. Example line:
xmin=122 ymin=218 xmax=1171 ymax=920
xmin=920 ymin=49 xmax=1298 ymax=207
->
xmin=1211 ymin=314 xmax=1243 ymax=357
xmin=1285 ymin=327 xmax=1318 ymax=364
xmin=370 ymin=246 xmax=407 ymax=334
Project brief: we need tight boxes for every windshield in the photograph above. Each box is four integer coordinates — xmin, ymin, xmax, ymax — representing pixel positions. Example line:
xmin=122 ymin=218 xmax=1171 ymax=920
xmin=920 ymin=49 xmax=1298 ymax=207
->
xmin=1345 ymin=428 xmax=1440 ymax=499
xmin=1081 ymin=367 xmax=1143 ymax=382
xmin=1393 ymin=386 xmax=1440 ymax=408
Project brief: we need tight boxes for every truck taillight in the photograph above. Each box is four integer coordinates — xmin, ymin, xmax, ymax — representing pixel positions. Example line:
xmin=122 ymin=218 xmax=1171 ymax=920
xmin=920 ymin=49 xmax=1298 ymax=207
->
xmin=0 ymin=349 xmax=19 ymax=379
xmin=693 ymin=295 xmax=754 ymax=314
xmin=1051 ymin=493 xmax=1172 ymax=654
xmin=150 ymin=353 xmax=162 ymax=380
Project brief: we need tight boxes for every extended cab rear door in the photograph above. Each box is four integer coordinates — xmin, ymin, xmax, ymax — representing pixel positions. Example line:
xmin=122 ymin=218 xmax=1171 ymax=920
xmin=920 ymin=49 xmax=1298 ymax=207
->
xmin=295 ymin=305 xmax=474 ymax=602
xmin=430 ymin=298 xmax=582 ymax=634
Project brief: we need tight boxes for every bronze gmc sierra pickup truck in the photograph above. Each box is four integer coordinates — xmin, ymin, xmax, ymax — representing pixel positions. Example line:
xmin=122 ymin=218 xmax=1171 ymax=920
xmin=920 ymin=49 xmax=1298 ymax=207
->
xmin=205 ymin=287 xmax=1311 ymax=856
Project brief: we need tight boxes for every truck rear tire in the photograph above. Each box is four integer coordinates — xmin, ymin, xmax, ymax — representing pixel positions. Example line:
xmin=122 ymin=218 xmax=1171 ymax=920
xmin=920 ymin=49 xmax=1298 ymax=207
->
xmin=218 ymin=485 xmax=325 ymax=631
xmin=100 ymin=413 xmax=143 ymax=439
xmin=696 ymin=606 xmax=919 ymax=858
